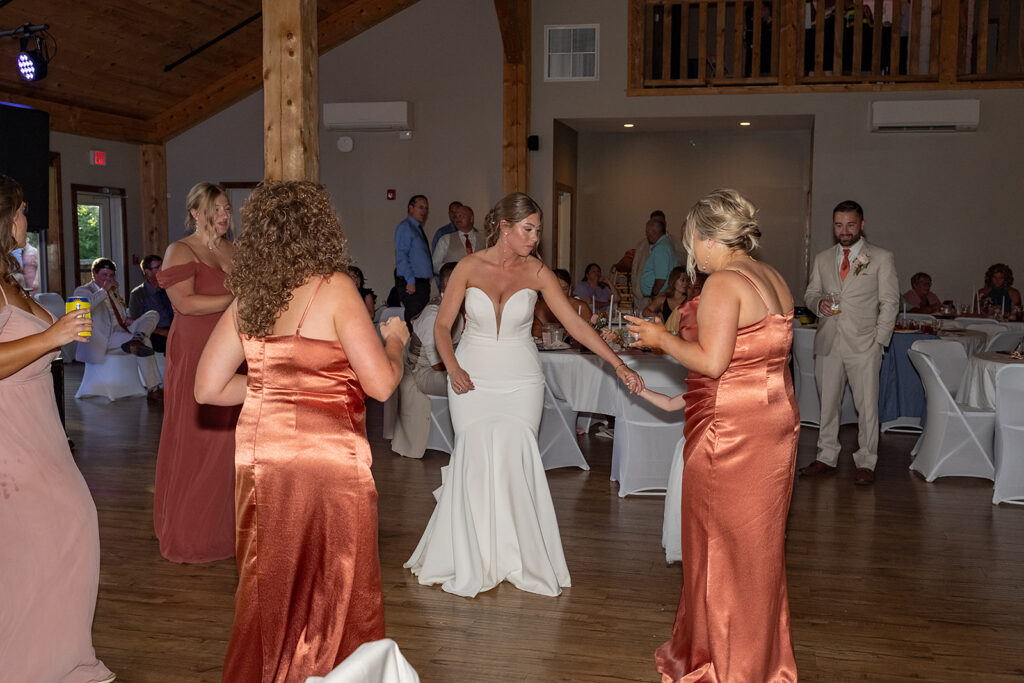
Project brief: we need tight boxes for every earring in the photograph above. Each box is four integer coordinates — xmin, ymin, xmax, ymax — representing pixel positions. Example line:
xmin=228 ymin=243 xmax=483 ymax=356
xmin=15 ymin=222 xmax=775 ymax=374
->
xmin=702 ymin=241 xmax=712 ymax=271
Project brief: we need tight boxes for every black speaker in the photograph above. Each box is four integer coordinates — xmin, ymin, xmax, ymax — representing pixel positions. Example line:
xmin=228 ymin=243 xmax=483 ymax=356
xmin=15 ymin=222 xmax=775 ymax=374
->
xmin=0 ymin=104 xmax=50 ymax=233
xmin=526 ymin=134 xmax=539 ymax=151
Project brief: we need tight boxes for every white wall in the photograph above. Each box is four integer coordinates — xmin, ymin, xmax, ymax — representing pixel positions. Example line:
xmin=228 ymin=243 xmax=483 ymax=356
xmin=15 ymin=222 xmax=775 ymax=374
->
xmin=530 ymin=0 xmax=1024 ymax=304
xmin=166 ymin=0 xmax=504 ymax=301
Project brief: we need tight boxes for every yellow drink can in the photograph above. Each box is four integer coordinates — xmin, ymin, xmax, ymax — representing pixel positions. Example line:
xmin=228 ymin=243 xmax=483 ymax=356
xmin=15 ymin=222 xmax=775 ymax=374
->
xmin=65 ymin=296 xmax=91 ymax=337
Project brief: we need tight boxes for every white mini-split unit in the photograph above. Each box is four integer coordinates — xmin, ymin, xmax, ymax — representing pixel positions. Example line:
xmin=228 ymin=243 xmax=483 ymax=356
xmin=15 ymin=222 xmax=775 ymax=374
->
xmin=323 ymin=101 xmax=411 ymax=132
xmin=870 ymin=99 xmax=980 ymax=132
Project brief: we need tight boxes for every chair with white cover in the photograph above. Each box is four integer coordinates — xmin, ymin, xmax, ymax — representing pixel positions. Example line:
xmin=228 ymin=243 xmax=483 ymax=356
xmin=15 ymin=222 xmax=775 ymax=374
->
xmin=33 ymin=292 xmax=76 ymax=363
xmin=662 ymin=436 xmax=685 ymax=563
xmin=425 ymin=393 xmax=455 ymax=454
xmin=984 ymin=330 xmax=1023 ymax=353
xmin=537 ymin=381 xmax=589 ymax=471
xmin=992 ymin=365 xmax=1024 ymax=505
xmin=305 ymin=638 xmax=419 ymax=683
xmin=908 ymin=340 xmax=995 ymax=481
xmin=966 ymin=322 xmax=1008 ymax=342
xmin=74 ymin=350 xmax=148 ymax=401
xmin=611 ymin=356 xmax=687 ymax=496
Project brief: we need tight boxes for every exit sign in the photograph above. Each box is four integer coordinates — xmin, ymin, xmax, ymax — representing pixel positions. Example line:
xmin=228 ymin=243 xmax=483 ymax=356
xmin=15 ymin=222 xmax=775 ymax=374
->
xmin=90 ymin=150 xmax=106 ymax=166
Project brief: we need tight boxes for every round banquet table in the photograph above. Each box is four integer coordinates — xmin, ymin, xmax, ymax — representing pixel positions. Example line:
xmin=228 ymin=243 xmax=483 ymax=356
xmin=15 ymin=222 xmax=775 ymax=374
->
xmin=956 ymin=351 xmax=1024 ymax=411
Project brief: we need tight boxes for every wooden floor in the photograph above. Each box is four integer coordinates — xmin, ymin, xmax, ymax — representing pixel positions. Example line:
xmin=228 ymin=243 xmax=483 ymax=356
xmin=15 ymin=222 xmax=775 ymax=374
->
xmin=62 ymin=363 xmax=1024 ymax=682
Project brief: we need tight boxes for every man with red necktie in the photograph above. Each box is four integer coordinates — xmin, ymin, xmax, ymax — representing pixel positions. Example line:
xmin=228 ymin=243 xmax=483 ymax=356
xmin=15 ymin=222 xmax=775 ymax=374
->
xmin=431 ymin=204 xmax=483 ymax=276
xmin=801 ymin=200 xmax=899 ymax=485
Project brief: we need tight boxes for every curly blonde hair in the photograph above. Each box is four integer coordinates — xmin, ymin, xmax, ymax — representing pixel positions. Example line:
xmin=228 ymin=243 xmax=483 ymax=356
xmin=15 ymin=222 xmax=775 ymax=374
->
xmin=682 ymin=188 xmax=761 ymax=280
xmin=227 ymin=181 xmax=351 ymax=337
xmin=0 ymin=175 xmax=24 ymax=286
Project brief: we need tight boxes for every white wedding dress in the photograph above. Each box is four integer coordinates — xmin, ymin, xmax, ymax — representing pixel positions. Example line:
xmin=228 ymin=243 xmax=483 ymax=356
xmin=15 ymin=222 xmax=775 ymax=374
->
xmin=404 ymin=287 xmax=571 ymax=597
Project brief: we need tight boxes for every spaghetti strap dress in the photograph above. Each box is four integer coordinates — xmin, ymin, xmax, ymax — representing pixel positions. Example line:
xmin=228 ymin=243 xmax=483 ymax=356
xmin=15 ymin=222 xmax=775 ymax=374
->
xmin=0 ymin=288 xmax=114 ymax=682
xmin=655 ymin=271 xmax=800 ymax=683
xmin=154 ymin=248 xmax=240 ymax=563
xmin=223 ymin=280 xmax=385 ymax=682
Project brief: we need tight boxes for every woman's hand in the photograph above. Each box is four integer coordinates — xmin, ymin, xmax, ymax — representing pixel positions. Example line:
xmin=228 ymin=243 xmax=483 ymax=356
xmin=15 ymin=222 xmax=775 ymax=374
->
xmin=47 ymin=310 xmax=93 ymax=346
xmin=380 ymin=316 xmax=410 ymax=346
xmin=624 ymin=314 xmax=667 ymax=350
xmin=615 ymin=363 xmax=645 ymax=394
xmin=448 ymin=365 xmax=474 ymax=394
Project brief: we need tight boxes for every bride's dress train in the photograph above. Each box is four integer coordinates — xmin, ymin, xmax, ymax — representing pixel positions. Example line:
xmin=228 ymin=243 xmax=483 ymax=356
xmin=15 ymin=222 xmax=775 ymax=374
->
xmin=404 ymin=287 xmax=571 ymax=597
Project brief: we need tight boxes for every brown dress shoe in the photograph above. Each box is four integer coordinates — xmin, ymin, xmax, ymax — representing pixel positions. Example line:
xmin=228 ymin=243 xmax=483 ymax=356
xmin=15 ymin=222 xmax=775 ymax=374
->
xmin=147 ymin=387 xmax=164 ymax=402
xmin=798 ymin=460 xmax=837 ymax=477
xmin=854 ymin=468 xmax=875 ymax=485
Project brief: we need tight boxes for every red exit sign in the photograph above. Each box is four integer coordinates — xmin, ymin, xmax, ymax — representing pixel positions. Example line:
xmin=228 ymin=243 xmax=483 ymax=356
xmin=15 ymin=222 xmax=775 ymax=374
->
xmin=90 ymin=150 xmax=106 ymax=166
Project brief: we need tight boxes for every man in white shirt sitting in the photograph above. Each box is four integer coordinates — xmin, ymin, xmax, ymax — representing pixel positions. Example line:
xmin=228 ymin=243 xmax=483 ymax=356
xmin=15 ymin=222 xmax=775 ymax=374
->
xmin=74 ymin=258 xmax=163 ymax=400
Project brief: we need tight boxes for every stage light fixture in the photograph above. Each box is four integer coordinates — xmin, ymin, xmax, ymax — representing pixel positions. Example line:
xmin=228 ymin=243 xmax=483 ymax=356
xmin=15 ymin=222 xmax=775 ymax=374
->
xmin=17 ymin=36 xmax=47 ymax=81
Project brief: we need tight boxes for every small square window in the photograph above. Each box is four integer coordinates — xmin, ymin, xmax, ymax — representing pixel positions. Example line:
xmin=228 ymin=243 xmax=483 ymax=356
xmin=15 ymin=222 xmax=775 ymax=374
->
xmin=545 ymin=24 xmax=599 ymax=81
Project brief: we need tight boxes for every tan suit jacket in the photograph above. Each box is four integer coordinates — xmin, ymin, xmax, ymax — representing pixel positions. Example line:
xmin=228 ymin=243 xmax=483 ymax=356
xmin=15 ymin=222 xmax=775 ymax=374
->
xmin=804 ymin=240 xmax=899 ymax=357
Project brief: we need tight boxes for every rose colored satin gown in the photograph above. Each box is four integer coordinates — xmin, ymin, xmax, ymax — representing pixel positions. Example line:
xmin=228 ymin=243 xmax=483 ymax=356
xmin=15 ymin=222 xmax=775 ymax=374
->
xmin=222 ymin=282 xmax=384 ymax=683
xmin=154 ymin=257 xmax=240 ymax=563
xmin=655 ymin=275 xmax=800 ymax=683
xmin=0 ymin=294 xmax=113 ymax=682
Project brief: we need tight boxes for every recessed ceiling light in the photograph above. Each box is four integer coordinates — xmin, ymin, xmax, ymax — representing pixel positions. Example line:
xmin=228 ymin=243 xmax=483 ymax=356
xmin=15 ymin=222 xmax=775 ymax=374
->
xmin=623 ymin=123 xmax=635 ymax=128
xmin=739 ymin=121 xmax=751 ymax=127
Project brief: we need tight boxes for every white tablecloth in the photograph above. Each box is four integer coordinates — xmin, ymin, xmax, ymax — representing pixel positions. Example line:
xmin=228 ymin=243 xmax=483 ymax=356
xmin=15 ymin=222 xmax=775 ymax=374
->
xmin=956 ymin=351 xmax=1024 ymax=410
xmin=538 ymin=349 xmax=687 ymax=495
xmin=937 ymin=328 xmax=987 ymax=357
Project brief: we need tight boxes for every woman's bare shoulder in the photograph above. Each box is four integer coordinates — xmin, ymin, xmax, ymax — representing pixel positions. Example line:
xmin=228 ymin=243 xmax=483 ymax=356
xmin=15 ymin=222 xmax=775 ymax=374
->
xmin=163 ymin=240 xmax=198 ymax=266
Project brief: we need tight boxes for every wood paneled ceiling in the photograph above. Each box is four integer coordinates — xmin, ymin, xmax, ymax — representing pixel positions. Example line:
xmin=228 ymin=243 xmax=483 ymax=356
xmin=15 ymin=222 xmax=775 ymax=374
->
xmin=0 ymin=0 xmax=421 ymax=144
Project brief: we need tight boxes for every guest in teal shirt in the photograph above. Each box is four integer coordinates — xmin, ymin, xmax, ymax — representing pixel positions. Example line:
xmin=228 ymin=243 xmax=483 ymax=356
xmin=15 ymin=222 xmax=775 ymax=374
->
xmin=640 ymin=218 xmax=680 ymax=297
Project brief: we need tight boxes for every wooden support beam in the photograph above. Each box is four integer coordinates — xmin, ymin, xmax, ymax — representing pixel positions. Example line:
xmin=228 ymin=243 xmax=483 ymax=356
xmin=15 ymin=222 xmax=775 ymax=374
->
xmin=263 ymin=0 xmax=320 ymax=182
xmin=939 ymin=0 xmax=961 ymax=84
xmin=778 ymin=0 xmax=799 ymax=85
xmin=139 ymin=144 xmax=168 ymax=259
xmin=494 ymin=0 xmax=530 ymax=195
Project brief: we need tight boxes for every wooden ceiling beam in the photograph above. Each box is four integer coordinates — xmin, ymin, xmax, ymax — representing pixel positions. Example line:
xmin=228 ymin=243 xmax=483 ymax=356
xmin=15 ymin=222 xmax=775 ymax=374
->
xmin=0 ymin=90 xmax=160 ymax=144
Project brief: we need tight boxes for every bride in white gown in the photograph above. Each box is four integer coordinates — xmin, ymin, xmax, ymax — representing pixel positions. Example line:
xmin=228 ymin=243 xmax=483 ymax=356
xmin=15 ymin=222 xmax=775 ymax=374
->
xmin=404 ymin=192 xmax=644 ymax=597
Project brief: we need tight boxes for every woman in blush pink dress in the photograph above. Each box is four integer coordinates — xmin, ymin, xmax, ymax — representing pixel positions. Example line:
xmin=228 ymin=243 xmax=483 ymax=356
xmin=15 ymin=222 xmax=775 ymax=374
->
xmin=0 ymin=174 xmax=114 ymax=682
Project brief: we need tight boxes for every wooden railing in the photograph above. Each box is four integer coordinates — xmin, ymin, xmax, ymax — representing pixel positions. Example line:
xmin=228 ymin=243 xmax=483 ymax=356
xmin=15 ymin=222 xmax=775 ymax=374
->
xmin=628 ymin=0 xmax=1024 ymax=92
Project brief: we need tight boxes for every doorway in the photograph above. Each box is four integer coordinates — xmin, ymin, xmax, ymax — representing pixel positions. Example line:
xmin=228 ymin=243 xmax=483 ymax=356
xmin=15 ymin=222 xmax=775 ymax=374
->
xmin=71 ymin=185 xmax=129 ymax=291
xmin=553 ymin=182 xmax=575 ymax=276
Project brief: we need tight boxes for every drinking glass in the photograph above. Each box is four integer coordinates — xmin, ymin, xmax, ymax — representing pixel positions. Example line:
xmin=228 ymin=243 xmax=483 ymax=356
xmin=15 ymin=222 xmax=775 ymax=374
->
xmin=826 ymin=292 xmax=841 ymax=315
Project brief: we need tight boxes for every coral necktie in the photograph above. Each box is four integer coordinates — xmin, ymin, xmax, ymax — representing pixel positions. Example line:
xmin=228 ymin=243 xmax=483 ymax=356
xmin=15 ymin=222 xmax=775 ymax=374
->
xmin=840 ymin=248 xmax=851 ymax=282
xmin=464 ymin=234 xmax=473 ymax=255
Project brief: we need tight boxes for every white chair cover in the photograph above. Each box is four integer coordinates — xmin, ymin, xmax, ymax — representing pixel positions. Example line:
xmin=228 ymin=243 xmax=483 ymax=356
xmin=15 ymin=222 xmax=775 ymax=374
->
xmin=74 ymin=350 xmax=147 ymax=401
xmin=306 ymin=639 xmax=419 ymax=683
xmin=33 ymin=292 xmax=77 ymax=363
xmin=908 ymin=340 xmax=995 ymax=481
xmin=791 ymin=324 xmax=858 ymax=427
xmin=993 ymin=365 xmax=1024 ymax=505
xmin=662 ymin=436 xmax=685 ymax=563
xmin=966 ymin=323 xmax=1008 ymax=340
xmin=984 ymin=330 xmax=1023 ymax=353
xmin=611 ymin=356 xmax=686 ymax=496
xmin=425 ymin=393 xmax=455 ymax=454
xmin=538 ymin=383 xmax=589 ymax=470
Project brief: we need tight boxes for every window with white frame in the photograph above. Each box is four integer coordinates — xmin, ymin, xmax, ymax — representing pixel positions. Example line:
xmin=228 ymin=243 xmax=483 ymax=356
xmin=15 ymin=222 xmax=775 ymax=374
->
xmin=545 ymin=24 xmax=599 ymax=81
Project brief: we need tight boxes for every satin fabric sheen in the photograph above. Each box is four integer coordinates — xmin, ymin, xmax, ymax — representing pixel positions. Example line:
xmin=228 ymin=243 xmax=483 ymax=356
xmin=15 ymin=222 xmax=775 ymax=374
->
xmin=655 ymin=292 xmax=800 ymax=682
xmin=404 ymin=287 xmax=571 ymax=597
xmin=222 ymin=320 xmax=384 ymax=681
xmin=0 ymin=304 xmax=113 ymax=681
xmin=154 ymin=261 xmax=240 ymax=563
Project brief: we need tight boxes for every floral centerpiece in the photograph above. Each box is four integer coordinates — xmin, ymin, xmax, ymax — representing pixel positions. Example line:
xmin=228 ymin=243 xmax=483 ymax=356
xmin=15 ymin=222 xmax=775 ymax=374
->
xmin=592 ymin=311 xmax=629 ymax=351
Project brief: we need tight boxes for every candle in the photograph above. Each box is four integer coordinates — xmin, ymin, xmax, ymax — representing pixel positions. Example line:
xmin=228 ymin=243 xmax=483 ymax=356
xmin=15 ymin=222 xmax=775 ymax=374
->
xmin=975 ymin=291 xmax=980 ymax=313
xmin=617 ymin=310 xmax=622 ymax=329
xmin=592 ymin=296 xmax=596 ymax=313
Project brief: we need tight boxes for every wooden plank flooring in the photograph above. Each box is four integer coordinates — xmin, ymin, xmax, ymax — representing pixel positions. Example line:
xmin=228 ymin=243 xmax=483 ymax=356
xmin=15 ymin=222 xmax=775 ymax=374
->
xmin=60 ymin=363 xmax=1024 ymax=682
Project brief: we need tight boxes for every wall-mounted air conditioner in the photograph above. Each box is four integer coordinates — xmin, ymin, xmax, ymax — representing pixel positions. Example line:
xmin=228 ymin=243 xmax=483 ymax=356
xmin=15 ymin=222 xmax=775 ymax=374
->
xmin=323 ymin=101 xmax=411 ymax=132
xmin=870 ymin=99 xmax=980 ymax=132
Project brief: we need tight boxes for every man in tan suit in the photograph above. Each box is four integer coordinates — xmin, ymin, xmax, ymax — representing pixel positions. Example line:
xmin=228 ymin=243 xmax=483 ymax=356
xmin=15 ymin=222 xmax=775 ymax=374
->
xmin=801 ymin=200 xmax=899 ymax=485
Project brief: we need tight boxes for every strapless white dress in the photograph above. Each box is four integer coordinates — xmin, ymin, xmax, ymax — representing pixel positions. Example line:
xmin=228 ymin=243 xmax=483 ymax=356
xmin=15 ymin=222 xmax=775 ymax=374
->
xmin=404 ymin=287 xmax=571 ymax=597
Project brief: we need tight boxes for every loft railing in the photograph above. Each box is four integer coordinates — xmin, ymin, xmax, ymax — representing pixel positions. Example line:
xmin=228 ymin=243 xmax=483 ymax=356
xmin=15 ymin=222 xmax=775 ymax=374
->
xmin=628 ymin=0 xmax=1024 ymax=92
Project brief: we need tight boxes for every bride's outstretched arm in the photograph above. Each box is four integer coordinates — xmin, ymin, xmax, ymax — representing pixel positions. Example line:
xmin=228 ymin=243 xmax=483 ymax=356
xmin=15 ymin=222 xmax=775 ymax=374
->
xmin=540 ymin=269 xmax=645 ymax=394
xmin=434 ymin=261 xmax=473 ymax=394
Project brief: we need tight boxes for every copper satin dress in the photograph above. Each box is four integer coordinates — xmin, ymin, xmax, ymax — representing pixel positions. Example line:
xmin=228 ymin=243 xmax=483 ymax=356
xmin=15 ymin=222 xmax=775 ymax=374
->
xmin=0 ymin=295 xmax=113 ymax=682
xmin=655 ymin=275 xmax=800 ymax=683
xmin=222 ymin=283 xmax=385 ymax=682
xmin=154 ymin=256 xmax=240 ymax=563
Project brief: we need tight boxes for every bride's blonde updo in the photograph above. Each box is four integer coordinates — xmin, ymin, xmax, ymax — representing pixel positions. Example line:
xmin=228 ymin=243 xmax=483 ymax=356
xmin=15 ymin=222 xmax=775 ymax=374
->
xmin=483 ymin=192 xmax=542 ymax=248
xmin=682 ymin=188 xmax=761 ymax=279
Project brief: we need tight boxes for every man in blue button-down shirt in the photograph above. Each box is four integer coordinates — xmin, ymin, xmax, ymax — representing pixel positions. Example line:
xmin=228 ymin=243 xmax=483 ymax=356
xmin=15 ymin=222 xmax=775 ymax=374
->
xmin=394 ymin=194 xmax=433 ymax=325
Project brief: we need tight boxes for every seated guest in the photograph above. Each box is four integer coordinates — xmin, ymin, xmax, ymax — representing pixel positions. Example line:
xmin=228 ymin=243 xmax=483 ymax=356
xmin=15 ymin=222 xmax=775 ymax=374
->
xmin=74 ymin=257 xmax=163 ymax=400
xmin=347 ymin=266 xmax=376 ymax=319
xmin=391 ymin=261 xmax=463 ymax=459
xmin=643 ymin=266 xmax=689 ymax=322
xmin=573 ymin=262 xmax=613 ymax=312
xmin=128 ymin=254 xmax=174 ymax=353
xmin=532 ymin=268 xmax=592 ymax=338
xmin=902 ymin=272 xmax=941 ymax=314
xmin=978 ymin=263 xmax=1021 ymax=313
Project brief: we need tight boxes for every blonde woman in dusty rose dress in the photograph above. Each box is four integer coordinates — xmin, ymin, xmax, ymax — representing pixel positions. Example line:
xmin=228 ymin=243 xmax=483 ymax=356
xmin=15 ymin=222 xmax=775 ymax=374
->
xmin=0 ymin=174 xmax=115 ymax=682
